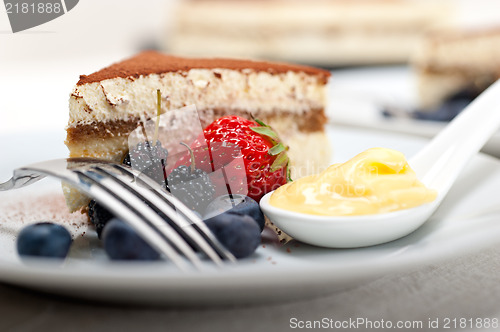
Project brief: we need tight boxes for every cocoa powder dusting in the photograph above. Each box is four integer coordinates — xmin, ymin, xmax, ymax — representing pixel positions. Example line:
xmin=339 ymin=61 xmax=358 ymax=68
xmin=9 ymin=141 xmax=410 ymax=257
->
xmin=0 ymin=192 xmax=88 ymax=234
xmin=76 ymin=51 xmax=330 ymax=86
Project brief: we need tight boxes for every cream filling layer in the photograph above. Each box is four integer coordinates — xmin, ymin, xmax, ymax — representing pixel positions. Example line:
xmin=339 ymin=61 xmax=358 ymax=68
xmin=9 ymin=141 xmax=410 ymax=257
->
xmin=68 ymin=69 xmax=327 ymax=127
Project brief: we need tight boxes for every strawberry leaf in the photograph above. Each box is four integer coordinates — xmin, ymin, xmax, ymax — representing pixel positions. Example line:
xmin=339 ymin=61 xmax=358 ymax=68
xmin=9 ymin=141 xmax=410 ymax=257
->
xmin=254 ymin=118 xmax=268 ymax=127
xmin=270 ymin=151 xmax=289 ymax=172
xmin=250 ymin=126 xmax=279 ymax=141
xmin=268 ymin=142 xmax=286 ymax=156
xmin=287 ymin=167 xmax=293 ymax=182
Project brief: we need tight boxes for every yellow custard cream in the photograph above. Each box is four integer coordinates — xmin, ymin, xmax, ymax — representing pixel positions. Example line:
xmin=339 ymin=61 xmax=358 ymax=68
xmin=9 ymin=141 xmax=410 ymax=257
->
xmin=270 ymin=148 xmax=437 ymax=216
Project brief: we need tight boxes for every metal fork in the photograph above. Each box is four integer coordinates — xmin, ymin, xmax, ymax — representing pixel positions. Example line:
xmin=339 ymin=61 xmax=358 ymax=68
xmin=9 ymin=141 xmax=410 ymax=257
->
xmin=0 ymin=158 xmax=236 ymax=271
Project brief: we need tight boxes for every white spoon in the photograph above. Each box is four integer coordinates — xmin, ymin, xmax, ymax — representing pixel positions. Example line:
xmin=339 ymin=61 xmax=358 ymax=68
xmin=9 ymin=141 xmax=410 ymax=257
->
xmin=260 ymin=80 xmax=500 ymax=248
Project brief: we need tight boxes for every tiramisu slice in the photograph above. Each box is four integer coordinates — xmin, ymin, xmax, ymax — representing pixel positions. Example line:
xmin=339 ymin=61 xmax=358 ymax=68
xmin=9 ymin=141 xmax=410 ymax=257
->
xmin=65 ymin=51 xmax=331 ymax=212
xmin=413 ymin=26 xmax=500 ymax=110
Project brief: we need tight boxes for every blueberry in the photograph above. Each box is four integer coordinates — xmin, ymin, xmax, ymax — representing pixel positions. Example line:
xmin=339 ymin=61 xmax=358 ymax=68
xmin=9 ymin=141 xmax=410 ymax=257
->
xmin=204 ymin=213 xmax=261 ymax=259
xmin=204 ymin=194 xmax=265 ymax=231
xmin=17 ymin=222 xmax=72 ymax=259
xmin=102 ymin=219 xmax=160 ymax=261
xmin=88 ymin=199 xmax=114 ymax=238
xmin=447 ymin=85 xmax=482 ymax=102
xmin=413 ymin=99 xmax=468 ymax=122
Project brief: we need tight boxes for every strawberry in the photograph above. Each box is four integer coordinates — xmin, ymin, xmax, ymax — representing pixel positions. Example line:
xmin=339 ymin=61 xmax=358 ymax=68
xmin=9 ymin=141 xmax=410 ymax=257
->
xmin=172 ymin=115 xmax=290 ymax=202
xmin=172 ymin=140 xmax=239 ymax=173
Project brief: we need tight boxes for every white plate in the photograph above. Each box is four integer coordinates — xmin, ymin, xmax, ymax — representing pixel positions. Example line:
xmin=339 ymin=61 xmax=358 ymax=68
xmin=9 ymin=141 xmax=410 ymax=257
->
xmin=0 ymin=126 xmax=500 ymax=306
xmin=328 ymin=66 xmax=500 ymax=158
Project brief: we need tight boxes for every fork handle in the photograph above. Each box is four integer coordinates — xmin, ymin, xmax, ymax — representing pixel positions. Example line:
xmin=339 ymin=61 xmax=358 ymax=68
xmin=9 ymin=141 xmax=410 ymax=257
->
xmin=0 ymin=170 xmax=46 ymax=191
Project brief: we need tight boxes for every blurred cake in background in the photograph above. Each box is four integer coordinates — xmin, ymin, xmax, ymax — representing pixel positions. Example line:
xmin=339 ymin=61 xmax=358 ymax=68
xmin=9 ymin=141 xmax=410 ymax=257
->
xmin=166 ymin=0 xmax=453 ymax=67
xmin=413 ymin=25 xmax=500 ymax=113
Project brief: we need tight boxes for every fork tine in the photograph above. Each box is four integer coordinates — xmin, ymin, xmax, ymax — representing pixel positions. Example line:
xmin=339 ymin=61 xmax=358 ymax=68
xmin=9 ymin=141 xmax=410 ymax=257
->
xmin=101 ymin=164 xmax=237 ymax=263
xmin=79 ymin=169 xmax=206 ymax=268
xmin=74 ymin=171 xmax=193 ymax=271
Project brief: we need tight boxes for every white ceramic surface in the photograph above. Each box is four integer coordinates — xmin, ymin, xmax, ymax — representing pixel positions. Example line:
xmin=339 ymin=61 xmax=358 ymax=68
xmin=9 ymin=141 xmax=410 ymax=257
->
xmin=0 ymin=127 xmax=500 ymax=305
